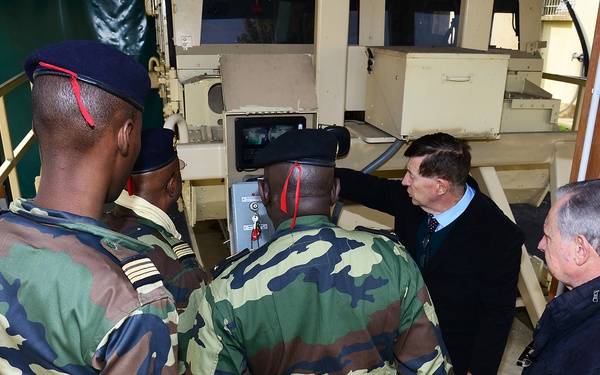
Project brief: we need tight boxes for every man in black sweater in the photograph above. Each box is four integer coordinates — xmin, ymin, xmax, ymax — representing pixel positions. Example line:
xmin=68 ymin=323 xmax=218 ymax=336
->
xmin=335 ymin=132 xmax=524 ymax=375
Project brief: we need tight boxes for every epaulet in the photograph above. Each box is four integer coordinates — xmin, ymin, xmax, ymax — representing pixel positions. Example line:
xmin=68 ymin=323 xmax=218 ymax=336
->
xmin=355 ymin=225 xmax=400 ymax=243
xmin=211 ymin=248 xmax=251 ymax=279
xmin=172 ymin=240 xmax=196 ymax=261
xmin=101 ymin=239 xmax=163 ymax=289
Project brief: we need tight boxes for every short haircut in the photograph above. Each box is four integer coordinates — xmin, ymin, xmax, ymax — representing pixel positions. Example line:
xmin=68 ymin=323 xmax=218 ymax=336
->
xmin=265 ymin=162 xmax=334 ymax=201
xmin=554 ymin=179 xmax=600 ymax=252
xmin=404 ymin=132 xmax=471 ymax=188
xmin=31 ymin=75 xmax=138 ymax=153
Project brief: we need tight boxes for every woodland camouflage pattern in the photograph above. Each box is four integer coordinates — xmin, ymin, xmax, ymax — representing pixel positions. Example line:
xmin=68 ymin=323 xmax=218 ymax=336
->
xmin=0 ymin=199 xmax=178 ymax=374
xmin=103 ymin=204 xmax=210 ymax=374
xmin=188 ymin=215 xmax=452 ymax=375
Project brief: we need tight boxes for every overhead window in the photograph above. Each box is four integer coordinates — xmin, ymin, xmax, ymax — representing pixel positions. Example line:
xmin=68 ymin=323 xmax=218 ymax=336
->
xmin=542 ymin=0 xmax=573 ymax=21
xmin=201 ymin=0 xmax=315 ymax=43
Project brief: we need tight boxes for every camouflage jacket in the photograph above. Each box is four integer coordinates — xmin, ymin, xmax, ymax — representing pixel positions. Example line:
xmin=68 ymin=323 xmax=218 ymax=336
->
xmin=188 ymin=215 xmax=452 ymax=375
xmin=103 ymin=202 xmax=210 ymax=374
xmin=0 ymin=199 xmax=178 ymax=374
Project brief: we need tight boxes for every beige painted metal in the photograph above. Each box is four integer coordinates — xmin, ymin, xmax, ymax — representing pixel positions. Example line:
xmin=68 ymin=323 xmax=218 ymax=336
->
xmin=181 ymin=180 xmax=227 ymax=225
xmin=220 ymin=54 xmax=318 ymax=113
xmin=193 ymin=180 xmax=227 ymax=221
xmin=181 ymin=201 xmax=205 ymax=265
xmin=542 ymin=72 xmax=587 ymax=131
xmin=171 ymin=0 xmax=203 ymax=49
xmin=178 ymin=142 xmax=226 ymax=181
xmin=457 ymin=0 xmax=494 ymax=51
xmin=183 ymin=77 xmax=222 ymax=131
xmin=466 ymin=131 xmax=578 ymax=167
xmin=518 ymin=0 xmax=545 ymax=52
xmin=159 ymin=68 xmax=184 ymax=116
xmin=182 ymin=180 xmax=197 ymax=224
xmin=549 ymin=140 xmax=577 ymax=204
xmin=336 ymin=203 xmax=394 ymax=232
xmin=314 ymin=0 xmax=349 ymax=126
xmin=471 ymin=166 xmax=547 ymax=326
xmin=358 ymin=0 xmax=385 ymax=46
xmin=175 ymin=45 xmax=314 ymax=83
xmin=345 ymin=0 xmax=384 ymax=113
xmin=146 ymin=0 xmax=171 ymax=68
xmin=344 ymin=0 xmax=385 ymax=113
xmin=494 ymin=166 xmax=550 ymax=206
xmin=365 ymin=47 xmax=509 ymax=140
xmin=345 ymin=47 xmax=368 ymax=111
xmin=500 ymin=98 xmax=560 ymax=133
xmin=319 ymin=124 xmax=579 ymax=171
xmin=490 ymin=13 xmax=519 ymax=50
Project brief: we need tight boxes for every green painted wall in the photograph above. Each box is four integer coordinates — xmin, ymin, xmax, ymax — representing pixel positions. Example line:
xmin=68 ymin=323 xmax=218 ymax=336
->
xmin=0 ymin=0 xmax=164 ymax=198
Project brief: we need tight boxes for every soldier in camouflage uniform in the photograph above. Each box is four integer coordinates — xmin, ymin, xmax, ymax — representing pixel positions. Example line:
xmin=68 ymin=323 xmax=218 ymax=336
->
xmin=103 ymin=127 xmax=210 ymax=374
xmin=187 ymin=128 xmax=452 ymax=374
xmin=0 ymin=40 xmax=178 ymax=373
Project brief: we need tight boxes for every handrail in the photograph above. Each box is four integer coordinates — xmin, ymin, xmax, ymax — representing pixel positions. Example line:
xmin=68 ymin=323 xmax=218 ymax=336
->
xmin=0 ymin=131 xmax=36 ymax=184
xmin=542 ymin=72 xmax=586 ymax=86
xmin=0 ymin=71 xmax=36 ymax=199
xmin=0 ymin=72 xmax=28 ymax=97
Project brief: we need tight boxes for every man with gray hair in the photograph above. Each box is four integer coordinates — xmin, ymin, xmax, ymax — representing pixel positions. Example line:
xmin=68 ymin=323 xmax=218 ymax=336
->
xmin=519 ymin=179 xmax=600 ymax=374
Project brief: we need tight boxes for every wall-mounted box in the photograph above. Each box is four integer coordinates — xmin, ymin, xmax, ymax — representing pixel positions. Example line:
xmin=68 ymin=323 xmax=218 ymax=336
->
xmin=365 ymin=46 xmax=509 ymax=140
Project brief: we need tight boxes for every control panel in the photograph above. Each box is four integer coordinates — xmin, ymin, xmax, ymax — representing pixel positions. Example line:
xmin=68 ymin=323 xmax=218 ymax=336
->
xmin=229 ymin=181 xmax=275 ymax=254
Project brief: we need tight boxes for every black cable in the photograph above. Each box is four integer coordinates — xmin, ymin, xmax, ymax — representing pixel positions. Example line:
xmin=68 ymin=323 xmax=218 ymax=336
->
xmin=563 ymin=0 xmax=589 ymax=76
xmin=331 ymin=139 xmax=404 ymax=224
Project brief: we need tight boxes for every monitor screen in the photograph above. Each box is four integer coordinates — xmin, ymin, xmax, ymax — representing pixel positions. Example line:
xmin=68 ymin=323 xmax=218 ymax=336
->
xmin=235 ymin=116 xmax=306 ymax=170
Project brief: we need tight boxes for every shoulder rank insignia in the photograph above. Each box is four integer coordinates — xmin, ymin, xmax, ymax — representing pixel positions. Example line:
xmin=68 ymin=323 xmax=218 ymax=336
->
xmin=101 ymin=239 xmax=163 ymax=289
xmin=121 ymin=254 xmax=163 ymax=289
xmin=211 ymin=248 xmax=251 ymax=279
xmin=172 ymin=240 xmax=196 ymax=261
xmin=355 ymin=225 xmax=400 ymax=243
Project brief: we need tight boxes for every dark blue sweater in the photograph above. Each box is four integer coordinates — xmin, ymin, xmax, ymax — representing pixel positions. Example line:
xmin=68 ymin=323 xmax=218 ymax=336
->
xmin=523 ymin=275 xmax=600 ymax=375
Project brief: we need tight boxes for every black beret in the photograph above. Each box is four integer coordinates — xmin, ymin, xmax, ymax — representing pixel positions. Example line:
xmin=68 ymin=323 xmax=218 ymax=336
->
xmin=24 ymin=40 xmax=150 ymax=111
xmin=132 ymin=128 xmax=178 ymax=174
xmin=253 ymin=128 xmax=338 ymax=168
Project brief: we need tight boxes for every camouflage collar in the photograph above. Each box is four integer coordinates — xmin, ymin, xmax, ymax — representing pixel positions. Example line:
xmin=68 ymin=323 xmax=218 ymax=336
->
xmin=9 ymin=198 xmax=153 ymax=253
xmin=276 ymin=215 xmax=335 ymax=232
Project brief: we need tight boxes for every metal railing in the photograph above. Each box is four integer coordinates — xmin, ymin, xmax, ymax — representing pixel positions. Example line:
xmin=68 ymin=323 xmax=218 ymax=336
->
xmin=0 ymin=72 xmax=37 ymax=199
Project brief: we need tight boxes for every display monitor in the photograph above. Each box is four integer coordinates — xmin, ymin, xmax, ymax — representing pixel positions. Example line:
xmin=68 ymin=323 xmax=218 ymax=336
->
xmin=235 ymin=116 xmax=306 ymax=171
